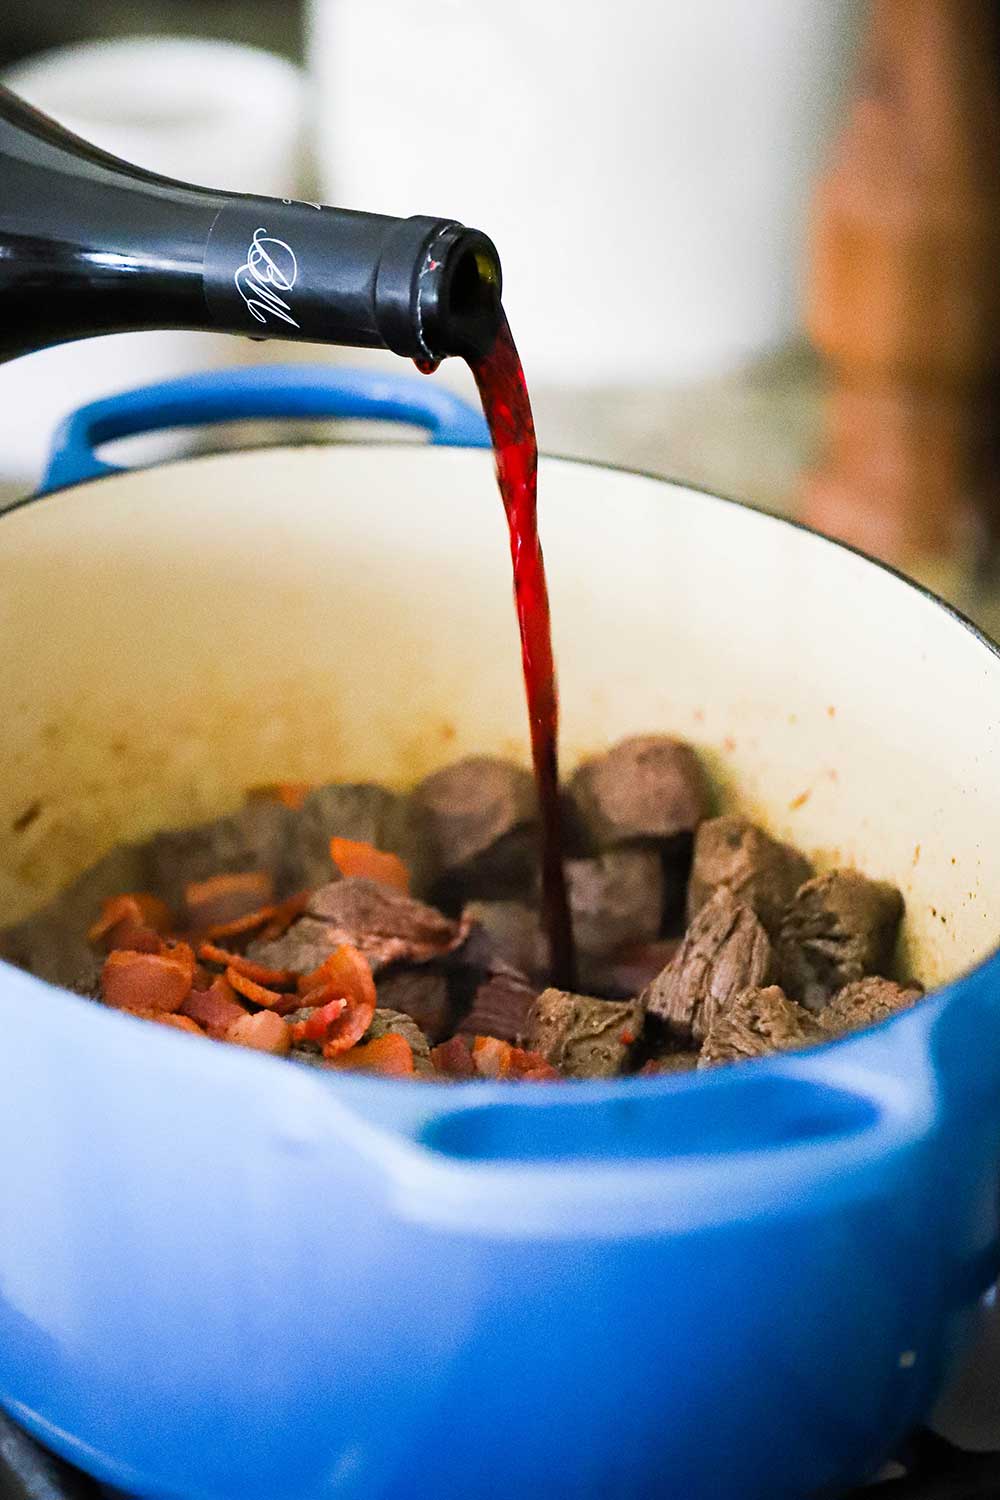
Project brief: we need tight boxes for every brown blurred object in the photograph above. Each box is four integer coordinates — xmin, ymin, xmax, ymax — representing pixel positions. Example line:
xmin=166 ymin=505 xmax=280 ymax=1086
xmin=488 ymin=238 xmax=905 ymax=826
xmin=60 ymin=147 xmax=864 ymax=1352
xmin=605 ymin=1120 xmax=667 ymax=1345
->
xmin=802 ymin=0 xmax=1000 ymax=571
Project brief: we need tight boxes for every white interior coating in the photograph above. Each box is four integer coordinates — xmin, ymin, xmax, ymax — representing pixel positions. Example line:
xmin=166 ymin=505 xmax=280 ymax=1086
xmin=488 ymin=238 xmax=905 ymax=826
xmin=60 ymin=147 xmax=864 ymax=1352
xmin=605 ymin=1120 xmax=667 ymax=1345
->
xmin=0 ymin=445 xmax=996 ymax=988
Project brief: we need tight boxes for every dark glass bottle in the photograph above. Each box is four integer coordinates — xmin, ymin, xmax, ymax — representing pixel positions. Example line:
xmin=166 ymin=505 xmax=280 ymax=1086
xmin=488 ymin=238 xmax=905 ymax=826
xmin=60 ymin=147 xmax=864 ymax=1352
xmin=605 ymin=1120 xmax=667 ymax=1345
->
xmin=0 ymin=86 xmax=502 ymax=366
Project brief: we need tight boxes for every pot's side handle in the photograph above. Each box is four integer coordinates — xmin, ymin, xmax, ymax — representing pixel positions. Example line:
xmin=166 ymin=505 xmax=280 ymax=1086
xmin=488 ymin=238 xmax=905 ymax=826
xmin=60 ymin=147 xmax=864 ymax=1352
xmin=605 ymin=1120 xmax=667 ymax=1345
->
xmin=38 ymin=364 xmax=490 ymax=494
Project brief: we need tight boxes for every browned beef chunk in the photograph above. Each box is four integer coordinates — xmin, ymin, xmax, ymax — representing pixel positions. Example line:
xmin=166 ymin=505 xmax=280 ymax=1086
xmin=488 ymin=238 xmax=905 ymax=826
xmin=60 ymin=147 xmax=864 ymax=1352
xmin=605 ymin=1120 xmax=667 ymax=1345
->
xmin=363 ymin=1008 xmax=433 ymax=1073
xmin=462 ymin=900 xmax=549 ymax=979
xmin=410 ymin=757 xmax=537 ymax=906
xmin=459 ymin=962 xmax=540 ymax=1045
xmin=522 ymin=987 xmax=644 ymax=1078
xmin=567 ymin=736 xmax=709 ymax=850
xmin=248 ymin=878 xmax=467 ymax=976
xmin=642 ymin=889 xmax=772 ymax=1045
xmin=565 ymin=850 xmax=664 ymax=957
xmin=292 ymin=782 xmax=434 ymax=895
xmin=687 ymin=816 xmax=812 ymax=937
xmin=144 ymin=801 xmax=299 ymax=908
xmin=820 ymin=976 xmax=924 ymax=1036
xmin=699 ymin=984 xmax=824 ymax=1068
xmin=375 ymin=967 xmax=454 ymax=1043
xmin=778 ymin=870 xmax=904 ymax=1012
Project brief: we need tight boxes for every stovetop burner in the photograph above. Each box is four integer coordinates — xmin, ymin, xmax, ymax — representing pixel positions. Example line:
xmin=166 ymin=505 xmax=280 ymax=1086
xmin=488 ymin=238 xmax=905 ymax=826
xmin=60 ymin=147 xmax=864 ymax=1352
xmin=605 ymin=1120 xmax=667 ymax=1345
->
xmin=3 ymin=1410 xmax=1000 ymax=1499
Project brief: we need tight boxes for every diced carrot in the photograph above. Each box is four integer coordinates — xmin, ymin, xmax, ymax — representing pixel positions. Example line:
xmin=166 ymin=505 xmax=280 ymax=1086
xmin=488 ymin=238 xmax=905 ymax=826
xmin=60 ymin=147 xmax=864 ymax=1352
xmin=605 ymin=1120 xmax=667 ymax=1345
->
xmin=289 ymin=994 xmax=348 ymax=1044
xmin=181 ymin=976 xmax=249 ymax=1038
xmin=88 ymin=893 xmax=173 ymax=946
xmin=226 ymin=967 xmax=285 ymax=1009
xmin=430 ymin=1036 xmax=477 ymax=1078
xmin=246 ymin=782 xmax=312 ymax=811
xmin=184 ymin=871 xmax=274 ymax=930
xmin=256 ymin=890 xmax=309 ymax=942
xmin=101 ymin=945 xmax=195 ymax=1014
xmin=225 ymin=1010 xmax=291 ymax=1055
xmin=121 ymin=1006 xmax=206 ymax=1037
xmin=330 ymin=1034 xmax=415 ymax=1076
xmin=197 ymin=943 xmax=297 ymax=989
xmin=329 ymin=837 xmax=410 ymax=893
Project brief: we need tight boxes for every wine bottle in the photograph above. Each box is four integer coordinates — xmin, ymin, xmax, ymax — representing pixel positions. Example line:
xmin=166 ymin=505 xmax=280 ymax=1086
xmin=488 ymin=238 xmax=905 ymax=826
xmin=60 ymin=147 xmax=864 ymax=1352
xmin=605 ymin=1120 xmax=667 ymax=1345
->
xmin=0 ymin=85 xmax=502 ymax=365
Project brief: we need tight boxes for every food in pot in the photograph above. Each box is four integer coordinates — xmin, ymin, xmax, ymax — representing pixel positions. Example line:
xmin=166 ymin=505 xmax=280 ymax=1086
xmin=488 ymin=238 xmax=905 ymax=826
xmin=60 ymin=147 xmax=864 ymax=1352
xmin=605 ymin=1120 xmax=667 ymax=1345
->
xmin=0 ymin=736 xmax=925 ymax=1081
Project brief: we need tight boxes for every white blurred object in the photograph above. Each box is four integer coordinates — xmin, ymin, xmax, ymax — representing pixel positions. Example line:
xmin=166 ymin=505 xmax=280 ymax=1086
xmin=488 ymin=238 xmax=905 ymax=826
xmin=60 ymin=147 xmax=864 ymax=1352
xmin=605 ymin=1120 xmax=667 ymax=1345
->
xmin=0 ymin=37 xmax=307 ymax=492
xmin=309 ymin=0 xmax=862 ymax=388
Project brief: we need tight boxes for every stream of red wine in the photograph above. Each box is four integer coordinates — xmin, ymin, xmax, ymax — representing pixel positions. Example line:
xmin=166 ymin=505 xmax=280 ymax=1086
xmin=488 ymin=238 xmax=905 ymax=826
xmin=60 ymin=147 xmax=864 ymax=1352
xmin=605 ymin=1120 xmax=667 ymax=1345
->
xmin=465 ymin=315 xmax=576 ymax=989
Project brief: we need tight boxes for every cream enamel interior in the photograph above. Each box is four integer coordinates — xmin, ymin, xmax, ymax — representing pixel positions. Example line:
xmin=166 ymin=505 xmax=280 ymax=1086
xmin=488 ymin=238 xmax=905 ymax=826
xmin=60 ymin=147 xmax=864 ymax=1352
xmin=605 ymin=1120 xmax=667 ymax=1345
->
xmin=0 ymin=445 xmax=996 ymax=988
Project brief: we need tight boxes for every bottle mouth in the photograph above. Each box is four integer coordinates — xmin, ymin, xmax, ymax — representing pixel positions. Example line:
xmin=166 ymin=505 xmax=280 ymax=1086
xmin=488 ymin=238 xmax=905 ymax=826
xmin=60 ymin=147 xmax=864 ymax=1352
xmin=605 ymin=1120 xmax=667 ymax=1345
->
xmin=374 ymin=217 xmax=503 ymax=363
xmin=420 ymin=227 xmax=502 ymax=362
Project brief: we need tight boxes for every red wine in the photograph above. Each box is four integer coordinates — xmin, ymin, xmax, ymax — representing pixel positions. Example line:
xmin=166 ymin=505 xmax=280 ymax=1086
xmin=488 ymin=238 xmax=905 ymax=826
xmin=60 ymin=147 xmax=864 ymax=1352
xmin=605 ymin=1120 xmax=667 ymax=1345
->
xmin=0 ymin=85 xmax=501 ymax=364
xmin=468 ymin=315 xmax=577 ymax=988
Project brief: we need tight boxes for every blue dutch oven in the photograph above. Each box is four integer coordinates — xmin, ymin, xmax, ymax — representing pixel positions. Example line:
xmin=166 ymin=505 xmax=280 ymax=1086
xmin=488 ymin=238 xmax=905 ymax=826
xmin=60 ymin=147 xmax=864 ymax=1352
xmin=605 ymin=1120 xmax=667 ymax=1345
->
xmin=0 ymin=364 xmax=999 ymax=1499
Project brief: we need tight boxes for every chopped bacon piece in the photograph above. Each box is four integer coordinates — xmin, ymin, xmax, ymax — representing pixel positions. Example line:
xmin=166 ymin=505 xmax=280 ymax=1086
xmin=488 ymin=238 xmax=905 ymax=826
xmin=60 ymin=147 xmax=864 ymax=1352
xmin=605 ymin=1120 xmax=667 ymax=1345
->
xmin=105 ymin=922 xmax=163 ymax=954
xmin=329 ymin=838 xmax=410 ymax=893
xmin=197 ymin=943 xmax=297 ymax=989
xmin=181 ymin=975 xmax=249 ymax=1038
xmin=88 ymin=893 xmax=173 ymax=947
xmin=330 ymin=1034 xmax=415 ymax=1076
xmin=226 ymin=967 xmax=285 ymax=1009
xmin=289 ymin=995 xmax=349 ymax=1044
xmin=288 ymin=944 xmax=377 ymax=1056
xmin=225 ymin=1010 xmax=291 ymax=1054
xmin=101 ymin=943 xmax=195 ymax=1014
xmin=430 ymin=1035 xmax=477 ymax=1078
xmin=121 ymin=1006 xmax=206 ymax=1036
xmin=470 ymin=1035 xmax=560 ymax=1082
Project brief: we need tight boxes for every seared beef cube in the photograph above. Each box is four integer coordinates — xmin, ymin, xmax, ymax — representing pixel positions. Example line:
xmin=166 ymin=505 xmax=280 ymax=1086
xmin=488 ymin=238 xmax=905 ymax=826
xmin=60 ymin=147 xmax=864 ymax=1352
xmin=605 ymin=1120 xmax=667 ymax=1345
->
xmin=459 ymin=963 xmax=540 ymax=1045
xmin=249 ymin=878 xmax=466 ymax=977
xmin=412 ymin=757 xmax=538 ymax=905
xmin=523 ymin=987 xmax=644 ymax=1078
xmin=820 ymin=976 xmax=924 ymax=1036
xmin=687 ymin=817 xmax=812 ymax=937
xmin=144 ymin=801 xmax=298 ymax=908
xmin=376 ymin=967 xmax=454 ymax=1043
xmin=363 ymin=1008 xmax=433 ymax=1073
xmin=567 ymin=736 xmax=708 ymax=850
xmin=778 ymin=870 xmax=904 ymax=1011
xmin=565 ymin=850 xmax=663 ymax=957
xmin=699 ymin=984 xmax=824 ymax=1068
xmin=462 ymin=900 xmax=549 ymax=979
xmin=643 ymin=889 xmax=772 ymax=1046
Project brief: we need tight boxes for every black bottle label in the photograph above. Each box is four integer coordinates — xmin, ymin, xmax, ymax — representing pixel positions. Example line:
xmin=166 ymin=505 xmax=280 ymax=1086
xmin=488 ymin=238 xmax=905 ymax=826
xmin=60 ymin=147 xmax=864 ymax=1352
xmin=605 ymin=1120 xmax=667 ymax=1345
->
xmin=203 ymin=198 xmax=326 ymax=338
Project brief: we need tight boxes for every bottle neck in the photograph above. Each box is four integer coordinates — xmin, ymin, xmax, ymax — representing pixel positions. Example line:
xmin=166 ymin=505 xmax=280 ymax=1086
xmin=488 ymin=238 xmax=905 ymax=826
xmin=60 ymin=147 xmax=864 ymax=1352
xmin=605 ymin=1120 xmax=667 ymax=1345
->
xmin=0 ymin=87 xmax=502 ymax=364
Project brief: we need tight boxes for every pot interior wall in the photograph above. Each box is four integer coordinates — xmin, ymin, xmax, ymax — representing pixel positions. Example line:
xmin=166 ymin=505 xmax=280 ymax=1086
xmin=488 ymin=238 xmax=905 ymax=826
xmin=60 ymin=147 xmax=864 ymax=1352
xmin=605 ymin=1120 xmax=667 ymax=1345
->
xmin=0 ymin=446 xmax=995 ymax=988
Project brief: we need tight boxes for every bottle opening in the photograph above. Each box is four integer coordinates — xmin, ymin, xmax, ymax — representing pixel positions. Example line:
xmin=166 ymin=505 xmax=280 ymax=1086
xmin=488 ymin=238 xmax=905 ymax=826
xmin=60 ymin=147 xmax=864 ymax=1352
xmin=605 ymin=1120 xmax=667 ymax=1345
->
xmin=422 ymin=228 xmax=502 ymax=362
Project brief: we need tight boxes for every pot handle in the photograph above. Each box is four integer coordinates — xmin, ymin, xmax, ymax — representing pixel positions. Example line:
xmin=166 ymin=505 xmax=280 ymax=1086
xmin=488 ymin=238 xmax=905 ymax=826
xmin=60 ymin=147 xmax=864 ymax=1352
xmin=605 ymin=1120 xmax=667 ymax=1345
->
xmin=38 ymin=364 xmax=491 ymax=494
